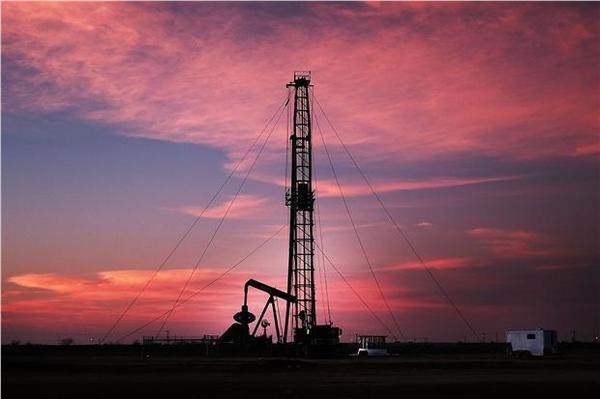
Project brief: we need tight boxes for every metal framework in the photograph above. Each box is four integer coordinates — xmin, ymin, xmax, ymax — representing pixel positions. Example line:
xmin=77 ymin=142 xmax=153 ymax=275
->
xmin=284 ymin=71 xmax=316 ymax=342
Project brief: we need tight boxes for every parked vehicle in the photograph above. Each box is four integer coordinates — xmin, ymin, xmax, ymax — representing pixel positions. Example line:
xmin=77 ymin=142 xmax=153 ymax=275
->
xmin=356 ymin=335 xmax=388 ymax=357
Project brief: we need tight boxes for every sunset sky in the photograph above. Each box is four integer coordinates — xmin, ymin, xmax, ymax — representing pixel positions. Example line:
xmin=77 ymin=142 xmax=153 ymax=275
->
xmin=2 ymin=2 xmax=599 ymax=344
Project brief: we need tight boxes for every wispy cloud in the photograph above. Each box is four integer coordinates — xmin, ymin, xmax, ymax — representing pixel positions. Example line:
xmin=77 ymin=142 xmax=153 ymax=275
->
xmin=167 ymin=195 xmax=272 ymax=220
xmin=467 ymin=228 xmax=562 ymax=258
xmin=316 ymin=175 xmax=523 ymax=197
xmin=575 ymin=143 xmax=600 ymax=156
xmin=7 ymin=273 xmax=100 ymax=294
xmin=319 ymin=221 xmax=392 ymax=234
xmin=380 ymin=257 xmax=477 ymax=272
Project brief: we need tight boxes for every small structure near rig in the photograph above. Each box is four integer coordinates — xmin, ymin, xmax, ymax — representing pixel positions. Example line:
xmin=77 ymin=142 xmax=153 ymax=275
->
xmin=506 ymin=329 xmax=558 ymax=357
xmin=356 ymin=335 xmax=388 ymax=357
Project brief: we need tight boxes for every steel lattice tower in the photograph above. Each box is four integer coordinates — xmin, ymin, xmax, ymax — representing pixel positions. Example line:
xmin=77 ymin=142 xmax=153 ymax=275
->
xmin=284 ymin=71 xmax=316 ymax=342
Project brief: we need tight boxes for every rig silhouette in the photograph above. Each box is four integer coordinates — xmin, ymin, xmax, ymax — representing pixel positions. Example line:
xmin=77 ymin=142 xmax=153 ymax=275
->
xmin=101 ymin=72 xmax=480 ymax=355
xmin=222 ymin=72 xmax=341 ymax=352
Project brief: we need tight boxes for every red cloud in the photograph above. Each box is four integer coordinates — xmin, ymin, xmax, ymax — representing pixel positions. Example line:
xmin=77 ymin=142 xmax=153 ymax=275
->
xmin=3 ymin=268 xmax=257 ymax=341
xmin=3 ymin=266 xmax=447 ymax=343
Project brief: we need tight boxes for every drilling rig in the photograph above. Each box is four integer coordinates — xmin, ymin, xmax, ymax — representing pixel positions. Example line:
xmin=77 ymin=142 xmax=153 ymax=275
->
xmin=284 ymin=71 xmax=340 ymax=346
xmin=224 ymin=72 xmax=341 ymax=353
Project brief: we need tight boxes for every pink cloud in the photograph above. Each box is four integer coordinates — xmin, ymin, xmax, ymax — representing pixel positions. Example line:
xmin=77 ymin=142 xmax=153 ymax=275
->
xmin=467 ymin=228 xmax=562 ymax=258
xmin=2 ymin=2 xmax=597 ymax=169
xmin=2 ymin=267 xmax=281 ymax=341
xmin=313 ymin=272 xmax=446 ymax=319
xmin=575 ymin=142 xmax=600 ymax=155
xmin=241 ymin=171 xmax=523 ymax=198
xmin=381 ymin=257 xmax=477 ymax=272
xmin=6 ymin=268 xmax=242 ymax=305
xmin=168 ymin=195 xmax=272 ymax=220
xmin=319 ymin=221 xmax=392 ymax=234
xmin=316 ymin=175 xmax=523 ymax=197
xmin=3 ymin=266 xmax=446 ymax=342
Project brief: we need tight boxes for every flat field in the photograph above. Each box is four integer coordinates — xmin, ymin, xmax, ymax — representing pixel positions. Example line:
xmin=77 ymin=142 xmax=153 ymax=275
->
xmin=3 ymin=347 xmax=599 ymax=398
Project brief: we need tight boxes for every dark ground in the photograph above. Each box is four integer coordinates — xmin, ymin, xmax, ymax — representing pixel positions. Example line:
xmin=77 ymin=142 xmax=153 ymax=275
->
xmin=3 ymin=344 xmax=600 ymax=398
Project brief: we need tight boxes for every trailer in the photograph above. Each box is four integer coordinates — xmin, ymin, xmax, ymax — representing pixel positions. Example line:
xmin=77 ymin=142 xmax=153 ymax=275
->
xmin=506 ymin=329 xmax=558 ymax=357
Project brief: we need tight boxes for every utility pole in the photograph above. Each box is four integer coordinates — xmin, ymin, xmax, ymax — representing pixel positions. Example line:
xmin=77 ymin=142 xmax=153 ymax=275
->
xmin=284 ymin=71 xmax=316 ymax=342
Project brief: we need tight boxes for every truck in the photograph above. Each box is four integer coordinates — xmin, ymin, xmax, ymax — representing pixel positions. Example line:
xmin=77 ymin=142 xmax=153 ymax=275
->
xmin=505 ymin=329 xmax=558 ymax=357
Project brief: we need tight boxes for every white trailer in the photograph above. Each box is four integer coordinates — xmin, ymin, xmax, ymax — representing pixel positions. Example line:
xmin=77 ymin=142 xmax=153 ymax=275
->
xmin=506 ymin=329 xmax=558 ymax=357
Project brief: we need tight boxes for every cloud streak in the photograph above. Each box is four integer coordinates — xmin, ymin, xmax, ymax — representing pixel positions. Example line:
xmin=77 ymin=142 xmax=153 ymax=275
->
xmin=380 ymin=257 xmax=477 ymax=272
xmin=3 ymin=267 xmax=443 ymax=342
xmin=467 ymin=228 xmax=562 ymax=258
xmin=316 ymin=175 xmax=523 ymax=197
xmin=3 ymin=268 xmax=264 ymax=341
xmin=168 ymin=195 xmax=272 ymax=220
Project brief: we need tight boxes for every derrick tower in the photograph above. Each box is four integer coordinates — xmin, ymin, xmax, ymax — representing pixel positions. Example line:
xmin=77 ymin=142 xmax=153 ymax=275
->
xmin=225 ymin=71 xmax=339 ymax=349
xmin=284 ymin=71 xmax=316 ymax=342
